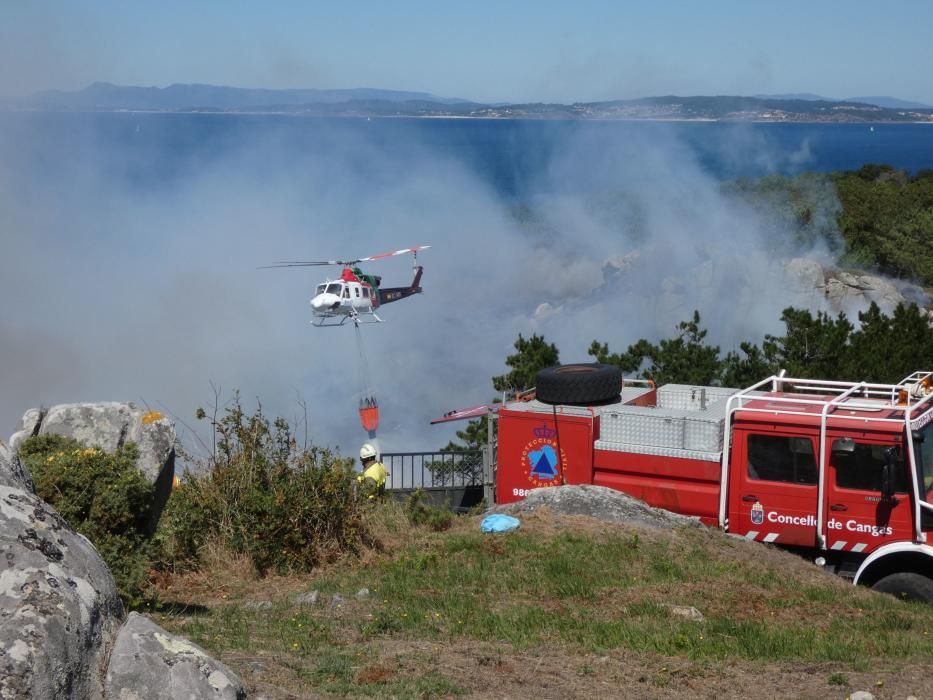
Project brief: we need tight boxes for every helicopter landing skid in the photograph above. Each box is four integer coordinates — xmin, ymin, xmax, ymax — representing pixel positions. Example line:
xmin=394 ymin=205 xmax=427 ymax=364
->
xmin=312 ymin=309 xmax=383 ymax=327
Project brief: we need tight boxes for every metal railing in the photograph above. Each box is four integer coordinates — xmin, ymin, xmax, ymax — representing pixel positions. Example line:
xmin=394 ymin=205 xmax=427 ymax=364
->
xmin=382 ymin=451 xmax=484 ymax=491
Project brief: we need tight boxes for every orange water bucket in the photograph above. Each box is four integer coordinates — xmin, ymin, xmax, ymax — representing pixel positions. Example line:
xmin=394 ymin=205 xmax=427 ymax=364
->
xmin=359 ymin=399 xmax=379 ymax=433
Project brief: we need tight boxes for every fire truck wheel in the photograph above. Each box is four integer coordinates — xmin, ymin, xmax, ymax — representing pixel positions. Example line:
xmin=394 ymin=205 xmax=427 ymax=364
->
xmin=535 ymin=363 xmax=622 ymax=406
xmin=871 ymin=572 xmax=933 ymax=603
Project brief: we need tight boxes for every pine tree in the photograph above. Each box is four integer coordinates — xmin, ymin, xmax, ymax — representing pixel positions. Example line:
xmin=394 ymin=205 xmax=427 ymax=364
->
xmin=492 ymin=334 xmax=560 ymax=393
xmin=444 ymin=333 xmax=560 ymax=451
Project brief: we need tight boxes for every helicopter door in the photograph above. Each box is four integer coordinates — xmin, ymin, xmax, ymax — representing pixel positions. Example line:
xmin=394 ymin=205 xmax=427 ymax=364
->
xmin=361 ymin=286 xmax=374 ymax=309
xmin=349 ymin=283 xmax=364 ymax=310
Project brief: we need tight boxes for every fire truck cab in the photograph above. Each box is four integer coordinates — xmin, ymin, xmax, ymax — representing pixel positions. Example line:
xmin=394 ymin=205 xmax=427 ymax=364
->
xmin=495 ymin=370 xmax=933 ymax=601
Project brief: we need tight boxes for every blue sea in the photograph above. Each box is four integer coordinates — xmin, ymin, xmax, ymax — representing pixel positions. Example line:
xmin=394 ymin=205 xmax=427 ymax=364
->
xmin=4 ymin=112 xmax=933 ymax=199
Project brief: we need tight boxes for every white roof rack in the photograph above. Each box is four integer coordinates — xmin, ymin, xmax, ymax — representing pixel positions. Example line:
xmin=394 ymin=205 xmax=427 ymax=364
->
xmin=729 ymin=371 xmax=933 ymax=428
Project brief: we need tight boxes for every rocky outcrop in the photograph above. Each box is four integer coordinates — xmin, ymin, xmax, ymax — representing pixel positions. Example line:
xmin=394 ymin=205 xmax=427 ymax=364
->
xmin=490 ymin=484 xmax=701 ymax=530
xmin=2 ymin=403 xmax=245 ymax=699
xmin=9 ymin=403 xmax=175 ymax=533
xmin=783 ymin=257 xmax=830 ymax=295
xmin=0 ymin=479 xmax=247 ymax=699
xmin=0 ymin=484 xmax=124 ymax=698
xmin=105 ymin=613 xmax=246 ymax=700
xmin=0 ymin=440 xmax=34 ymax=492
xmin=823 ymin=270 xmax=904 ymax=310
xmin=784 ymin=257 xmax=933 ymax=317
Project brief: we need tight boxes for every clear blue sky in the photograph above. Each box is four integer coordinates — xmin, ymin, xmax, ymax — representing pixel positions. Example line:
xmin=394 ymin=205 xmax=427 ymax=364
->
xmin=3 ymin=1 xmax=932 ymax=104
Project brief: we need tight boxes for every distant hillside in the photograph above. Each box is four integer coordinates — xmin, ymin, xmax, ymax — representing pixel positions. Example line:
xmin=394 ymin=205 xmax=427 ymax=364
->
xmin=6 ymin=83 xmax=933 ymax=122
xmin=846 ymin=95 xmax=933 ymax=110
xmin=562 ymin=95 xmax=933 ymax=122
xmin=24 ymin=82 xmax=471 ymax=111
xmin=754 ymin=92 xmax=835 ymax=102
xmin=757 ymin=93 xmax=932 ymax=110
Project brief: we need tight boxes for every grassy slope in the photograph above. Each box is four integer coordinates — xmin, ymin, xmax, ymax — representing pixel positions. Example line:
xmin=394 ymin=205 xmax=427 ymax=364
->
xmin=154 ymin=504 xmax=933 ymax=699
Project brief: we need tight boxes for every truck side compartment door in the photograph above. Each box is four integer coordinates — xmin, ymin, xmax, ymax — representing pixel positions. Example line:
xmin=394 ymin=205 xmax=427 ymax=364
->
xmin=729 ymin=430 xmax=819 ymax=547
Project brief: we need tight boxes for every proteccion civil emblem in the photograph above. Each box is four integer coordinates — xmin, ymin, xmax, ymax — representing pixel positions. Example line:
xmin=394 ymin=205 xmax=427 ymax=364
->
xmin=522 ymin=423 xmax=567 ymax=487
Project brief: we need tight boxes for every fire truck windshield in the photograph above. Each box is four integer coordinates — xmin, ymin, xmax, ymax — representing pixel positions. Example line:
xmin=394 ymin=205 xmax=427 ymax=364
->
xmin=915 ymin=422 xmax=933 ymax=503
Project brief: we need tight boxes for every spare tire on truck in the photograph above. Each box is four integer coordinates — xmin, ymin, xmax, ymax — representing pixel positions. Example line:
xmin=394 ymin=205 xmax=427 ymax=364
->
xmin=535 ymin=363 xmax=622 ymax=406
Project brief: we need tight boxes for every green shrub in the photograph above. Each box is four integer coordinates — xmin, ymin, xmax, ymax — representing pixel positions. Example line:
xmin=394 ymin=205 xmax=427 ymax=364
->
xmin=404 ymin=490 xmax=453 ymax=531
xmin=154 ymin=396 xmax=365 ymax=576
xmin=18 ymin=435 xmax=155 ymax=606
xmin=150 ymin=473 xmax=219 ymax=572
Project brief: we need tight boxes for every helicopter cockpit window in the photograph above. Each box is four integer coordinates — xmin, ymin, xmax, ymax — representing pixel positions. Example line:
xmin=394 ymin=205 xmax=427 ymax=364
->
xmin=325 ymin=283 xmax=342 ymax=295
xmin=316 ymin=284 xmax=325 ymax=295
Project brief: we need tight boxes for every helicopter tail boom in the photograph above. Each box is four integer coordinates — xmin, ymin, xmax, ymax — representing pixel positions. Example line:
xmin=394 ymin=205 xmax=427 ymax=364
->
xmin=378 ymin=266 xmax=424 ymax=305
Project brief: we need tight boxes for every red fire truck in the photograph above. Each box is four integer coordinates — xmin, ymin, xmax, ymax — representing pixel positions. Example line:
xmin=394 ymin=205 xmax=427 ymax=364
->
xmin=491 ymin=366 xmax=933 ymax=601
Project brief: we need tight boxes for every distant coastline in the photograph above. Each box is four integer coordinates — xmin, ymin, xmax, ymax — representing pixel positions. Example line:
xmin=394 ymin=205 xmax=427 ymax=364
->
xmin=5 ymin=107 xmax=933 ymax=126
xmin=3 ymin=83 xmax=932 ymax=124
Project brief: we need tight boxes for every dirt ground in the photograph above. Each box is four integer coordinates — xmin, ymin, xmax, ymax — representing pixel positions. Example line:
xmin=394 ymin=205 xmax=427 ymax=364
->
xmin=223 ymin=639 xmax=931 ymax=700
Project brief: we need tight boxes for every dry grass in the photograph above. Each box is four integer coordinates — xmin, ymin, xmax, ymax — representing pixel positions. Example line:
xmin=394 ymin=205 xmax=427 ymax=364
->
xmin=154 ymin=501 xmax=422 ymax=607
xmin=152 ymin=502 xmax=933 ymax=699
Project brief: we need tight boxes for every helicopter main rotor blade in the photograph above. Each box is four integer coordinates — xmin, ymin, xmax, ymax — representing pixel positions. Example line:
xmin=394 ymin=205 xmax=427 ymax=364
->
xmin=257 ymin=259 xmax=361 ymax=269
xmin=357 ymin=245 xmax=430 ymax=263
xmin=259 ymin=246 xmax=429 ymax=269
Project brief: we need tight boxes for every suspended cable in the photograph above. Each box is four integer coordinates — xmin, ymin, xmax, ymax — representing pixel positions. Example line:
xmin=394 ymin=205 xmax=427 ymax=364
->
xmin=354 ymin=323 xmax=379 ymax=437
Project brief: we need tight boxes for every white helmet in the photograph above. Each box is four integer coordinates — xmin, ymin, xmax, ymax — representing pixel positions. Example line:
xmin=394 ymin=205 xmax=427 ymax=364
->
xmin=360 ymin=443 xmax=377 ymax=460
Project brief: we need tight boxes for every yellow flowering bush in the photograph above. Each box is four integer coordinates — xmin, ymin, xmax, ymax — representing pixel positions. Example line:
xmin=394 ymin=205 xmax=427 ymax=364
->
xmin=141 ymin=410 xmax=163 ymax=425
xmin=18 ymin=435 xmax=155 ymax=606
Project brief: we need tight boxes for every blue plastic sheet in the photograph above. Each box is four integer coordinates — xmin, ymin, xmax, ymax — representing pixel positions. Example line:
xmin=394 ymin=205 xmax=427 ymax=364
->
xmin=480 ymin=514 xmax=521 ymax=533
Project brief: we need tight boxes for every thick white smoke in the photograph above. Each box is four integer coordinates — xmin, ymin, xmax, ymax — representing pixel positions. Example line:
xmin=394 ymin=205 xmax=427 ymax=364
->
xmin=519 ymin=123 xmax=840 ymax=356
xmin=0 ymin=114 xmax=856 ymax=458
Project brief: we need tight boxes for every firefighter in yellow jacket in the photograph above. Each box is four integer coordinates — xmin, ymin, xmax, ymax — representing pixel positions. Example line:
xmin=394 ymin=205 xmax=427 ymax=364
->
xmin=357 ymin=444 xmax=388 ymax=499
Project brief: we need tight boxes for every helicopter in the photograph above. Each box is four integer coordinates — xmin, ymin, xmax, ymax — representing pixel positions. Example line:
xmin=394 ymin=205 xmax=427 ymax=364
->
xmin=262 ymin=245 xmax=429 ymax=326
